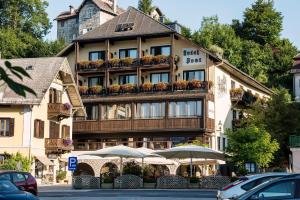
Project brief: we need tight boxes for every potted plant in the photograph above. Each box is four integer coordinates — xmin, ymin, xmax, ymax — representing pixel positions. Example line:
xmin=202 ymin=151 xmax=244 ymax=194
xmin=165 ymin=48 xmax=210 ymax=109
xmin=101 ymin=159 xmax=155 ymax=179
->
xmin=141 ymin=82 xmax=153 ymax=91
xmin=77 ymin=61 xmax=90 ymax=70
xmin=121 ymin=57 xmax=134 ymax=66
xmin=90 ymin=85 xmax=102 ymax=94
xmin=153 ymin=55 xmax=168 ymax=64
xmin=109 ymin=84 xmax=121 ymax=93
xmin=78 ymin=86 xmax=89 ymax=95
xmin=109 ymin=58 xmax=120 ymax=67
xmin=63 ymin=103 xmax=72 ymax=110
xmin=141 ymin=55 xmax=153 ymax=65
xmin=189 ymin=80 xmax=202 ymax=89
xmin=155 ymin=82 xmax=168 ymax=91
xmin=90 ymin=59 xmax=104 ymax=69
xmin=56 ymin=170 xmax=67 ymax=183
xmin=230 ymin=88 xmax=244 ymax=99
xmin=121 ymin=83 xmax=135 ymax=93
xmin=174 ymin=80 xmax=188 ymax=90
xmin=63 ymin=138 xmax=73 ymax=146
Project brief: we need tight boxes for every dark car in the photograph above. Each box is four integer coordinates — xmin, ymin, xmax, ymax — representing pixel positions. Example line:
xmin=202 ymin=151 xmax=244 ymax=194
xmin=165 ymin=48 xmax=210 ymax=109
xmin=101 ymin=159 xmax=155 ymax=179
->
xmin=0 ymin=171 xmax=37 ymax=196
xmin=235 ymin=174 xmax=300 ymax=200
xmin=0 ymin=179 xmax=39 ymax=200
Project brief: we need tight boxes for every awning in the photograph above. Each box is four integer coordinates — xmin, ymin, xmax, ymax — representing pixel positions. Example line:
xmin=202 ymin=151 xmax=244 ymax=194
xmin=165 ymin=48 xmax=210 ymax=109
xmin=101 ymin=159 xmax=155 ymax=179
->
xmin=35 ymin=156 xmax=54 ymax=166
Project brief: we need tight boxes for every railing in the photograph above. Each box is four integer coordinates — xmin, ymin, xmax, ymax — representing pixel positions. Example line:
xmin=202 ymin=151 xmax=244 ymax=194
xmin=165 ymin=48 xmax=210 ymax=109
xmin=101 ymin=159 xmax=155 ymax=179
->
xmin=79 ymin=81 xmax=212 ymax=97
xmin=290 ymin=135 xmax=300 ymax=148
xmin=73 ymin=140 xmax=173 ymax=151
xmin=48 ymin=103 xmax=71 ymax=119
xmin=45 ymin=138 xmax=73 ymax=153
xmin=73 ymin=117 xmax=205 ymax=133
xmin=76 ymin=56 xmax=172 ymax=72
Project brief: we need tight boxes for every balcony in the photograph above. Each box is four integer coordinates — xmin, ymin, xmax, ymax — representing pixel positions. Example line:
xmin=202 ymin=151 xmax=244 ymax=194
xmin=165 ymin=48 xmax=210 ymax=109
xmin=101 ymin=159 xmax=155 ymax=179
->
xmin=76 ymin=56 xmax=172 ymax=73
xmin=73 ymin=117 xmax=214 ymax=134
xmin=230 ymin=89 xmax=259 ymax=107
xmin=73 ymin=141 xmax=173 ymax=151
xmin=290 ymin=135 xmax=300 ymax=148
xmin=48 ymin=103 xmax=71 ymax=121
xmin=45 ymin=138 xmax=73 ymax=154
xmin=78 ymin=80 xmax=213 ymax=99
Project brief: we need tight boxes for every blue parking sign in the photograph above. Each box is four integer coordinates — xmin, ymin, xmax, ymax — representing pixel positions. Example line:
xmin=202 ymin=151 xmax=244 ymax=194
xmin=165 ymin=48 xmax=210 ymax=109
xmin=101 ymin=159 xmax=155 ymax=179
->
xmin=68 ymin=157 xmax=77 ymax=171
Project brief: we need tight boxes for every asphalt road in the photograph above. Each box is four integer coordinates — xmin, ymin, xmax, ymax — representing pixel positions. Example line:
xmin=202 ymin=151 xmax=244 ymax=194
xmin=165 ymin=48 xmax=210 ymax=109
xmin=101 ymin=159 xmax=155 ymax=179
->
xmin=39 ymin=185 xmax=217 ymax=200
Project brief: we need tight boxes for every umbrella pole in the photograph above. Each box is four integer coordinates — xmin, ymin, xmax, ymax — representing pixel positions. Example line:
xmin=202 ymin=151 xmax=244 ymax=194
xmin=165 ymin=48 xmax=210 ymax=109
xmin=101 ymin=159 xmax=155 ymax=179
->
xmin=190 ymin=157 xmax=193 ymax=177
xmin=142 ymin=158 xmax=144 ymax=177
xmin=120 ymin=157 xmax=123 ymax=176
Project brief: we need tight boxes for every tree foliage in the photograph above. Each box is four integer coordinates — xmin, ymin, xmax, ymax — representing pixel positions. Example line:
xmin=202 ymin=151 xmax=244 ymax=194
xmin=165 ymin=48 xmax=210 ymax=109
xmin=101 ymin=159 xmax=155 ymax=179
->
xmin=0 ymin=0 xmax=51 ymax=39
xmin=226 ymin=125 xmax=279 ymax=168
xmin=0 ymin=152 xmax=32 ymax=172
xmin=244 ymin=88 xmax=300 ymax=166
xmin=138 ymin=0 xmax=155 ymax=15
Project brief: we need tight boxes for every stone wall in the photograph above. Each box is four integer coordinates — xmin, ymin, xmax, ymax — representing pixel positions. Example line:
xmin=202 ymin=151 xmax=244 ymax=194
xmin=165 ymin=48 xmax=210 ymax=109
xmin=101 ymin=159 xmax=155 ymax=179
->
xmin=79 ymin=1 xmax=101 ymax=35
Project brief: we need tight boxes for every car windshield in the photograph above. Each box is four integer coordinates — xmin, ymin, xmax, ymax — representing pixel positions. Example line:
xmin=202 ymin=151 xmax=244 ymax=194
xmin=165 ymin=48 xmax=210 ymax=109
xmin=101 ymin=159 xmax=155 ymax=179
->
xmin=0 ymin=180 xmax=19 ymax=192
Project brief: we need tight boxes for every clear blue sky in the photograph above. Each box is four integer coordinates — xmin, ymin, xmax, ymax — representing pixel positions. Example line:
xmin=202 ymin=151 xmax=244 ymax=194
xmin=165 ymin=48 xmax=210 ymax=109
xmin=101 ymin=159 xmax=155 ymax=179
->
xmin=46 ymin=0 xmax=300 ymax=49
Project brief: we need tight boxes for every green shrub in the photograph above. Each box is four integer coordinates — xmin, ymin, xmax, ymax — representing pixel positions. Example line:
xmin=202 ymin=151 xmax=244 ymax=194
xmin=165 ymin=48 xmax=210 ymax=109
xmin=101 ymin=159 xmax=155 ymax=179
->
xmin=56 ymin=170 xmax=67 ymax=181
xmin=123 ymin=161 xmax=142 ymax=177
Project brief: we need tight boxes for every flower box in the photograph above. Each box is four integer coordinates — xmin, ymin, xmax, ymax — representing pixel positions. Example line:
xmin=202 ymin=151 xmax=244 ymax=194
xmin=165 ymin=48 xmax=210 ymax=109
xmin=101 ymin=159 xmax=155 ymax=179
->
xmin=155 ymin=82 xmax=168 ymax=91
xmin=63 ymin=103 xmax=72 ymax=110
xmin=90 ymin=59 xmax=104 ymax=69
xmin=141 ymin=82 xmax=153 ymax=91
xmin=174 ymin=80 xmax=188 ymax=90
xmin=79 ymin=86 xmax=89 ymax=95
xmin=90 ymin=85 xmax=102 ymax=94
xmin=121 ymin=57 xmax=134 ymax=66
xmin=121 ymin=84 xmax=135 ymax=93
xmin=230 ymin=88 xmax=244 ymax=98
xmin=109 ymin=84 xmax=121 ymax=93
xmin=141 ymin=55 xmax=154 ymax=65
xmin=109 ymin=58 xmax=120 ymax=67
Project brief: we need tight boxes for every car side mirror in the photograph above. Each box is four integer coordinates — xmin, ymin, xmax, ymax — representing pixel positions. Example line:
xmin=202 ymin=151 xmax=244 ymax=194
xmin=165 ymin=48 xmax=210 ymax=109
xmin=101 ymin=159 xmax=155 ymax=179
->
xmin=18 ymin=186 xmax=25 ymax=191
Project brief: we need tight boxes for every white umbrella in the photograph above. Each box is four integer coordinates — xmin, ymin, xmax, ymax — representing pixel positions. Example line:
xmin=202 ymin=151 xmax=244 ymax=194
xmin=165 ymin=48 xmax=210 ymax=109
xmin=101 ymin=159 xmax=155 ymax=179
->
xmin=155 ymin=145 xmax=225 ymax=177
xmin=84 ymin=145 xmax=145 ymax=175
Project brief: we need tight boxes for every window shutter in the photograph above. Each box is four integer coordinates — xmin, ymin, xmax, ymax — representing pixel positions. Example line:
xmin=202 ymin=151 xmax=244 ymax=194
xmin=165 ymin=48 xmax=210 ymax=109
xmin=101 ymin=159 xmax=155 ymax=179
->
xmin=40 ymin=121 xmax=44 ymax=138
xmin=9 ymin=118 xmax=14 ymax=137
xmin=34 ymin=120 xmax=37 ymax=138
xmin=66 ymin=126 xmax=70 ymax=138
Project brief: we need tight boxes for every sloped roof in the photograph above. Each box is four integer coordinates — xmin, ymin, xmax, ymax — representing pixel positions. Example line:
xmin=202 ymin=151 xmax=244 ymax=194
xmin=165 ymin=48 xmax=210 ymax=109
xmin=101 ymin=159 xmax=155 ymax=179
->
xmin=0 ymin=57 xmax=85 ymax=116
xmin=56 ymin=0 xmax=124 ymax=21
xmin=291 ymin=53 xmax=300 ymax=73
xmin=75 ymin=6 xmax=174 ymax=42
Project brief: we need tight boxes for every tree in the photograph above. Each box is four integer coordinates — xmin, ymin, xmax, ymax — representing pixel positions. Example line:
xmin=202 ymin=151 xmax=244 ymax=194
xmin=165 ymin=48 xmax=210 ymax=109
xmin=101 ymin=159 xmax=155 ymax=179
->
xmin=0 ymin=61 xmax=36 ymax=97
xmin=226 ymin=125 xmax=279 ymax=169
xmin=138 ymin=0 xmax=155 ymax=15
xmin=0 ymin=152 xmax=32 ymax=172
xmin=244 ymin=88 xmax=300 ymax=166
xmin=0 ymin=0 xmax=51 ymax=38
xmin=233 ymin=0 xmax=283 ymax=45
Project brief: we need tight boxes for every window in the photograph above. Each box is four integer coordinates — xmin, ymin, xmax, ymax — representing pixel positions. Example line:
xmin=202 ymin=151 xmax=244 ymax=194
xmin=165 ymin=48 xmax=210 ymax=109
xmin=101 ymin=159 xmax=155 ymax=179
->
xmin=0 ymin=118 xmax=14 ymax=137
xmin=0 ymin=173 xmax=11 ymax=180
xmin=151 ymin=72 xmax=169 ymax=84
xmin=61 ymin=125 xmax=70 ymax=138
xmin=88 ymin=76 xmax=104 ymax=87
xmin=12 ymin=173 xmax=25 ymax=183
xmin=89 ymin=51 xmax=105 ymax=61
xmin=169 ymin=101 xmax=202 ymax=117
xmin=119 ymin=49 xmax=137 ymax=59
xmin=135 ymin=103 xmax=165 ymax=119
xmin=255 ymin=181 xmax=295 ymax=199
xmin=87 ymin=8 xmax=93 ymax=18
xmin=85 ymin=104 xmax=99 ymax=120
xmin=242 ymin=176 xmax=281 ymax=191
xmin=245 ymin=162 xmax=256 ymax=173
xmin=49 ymin=88 xmax=62 ymax=104
xmin=217 ymin=137 xmax=221 ymax=151
xmin=150 ymin=45 xmax=171 ymax=56
xmin=183 ymin=70 xmax=205 ymax=81
xmin=102 ymin=104 xmax=131 ymax=120
xmin=222 ymin=137 xmax=226 ymax=151
xmin=231 ymin=80 xmax=236 ymax=89
xmin=119 ymin=74 xmax=137 ymax=85
xmin=49 ymin=121 xmax=60 ymax=139
xmin=61 ymin=21 xmax=64 ymax=27
xmin=34 ymin=119 xmax=44 ymax=139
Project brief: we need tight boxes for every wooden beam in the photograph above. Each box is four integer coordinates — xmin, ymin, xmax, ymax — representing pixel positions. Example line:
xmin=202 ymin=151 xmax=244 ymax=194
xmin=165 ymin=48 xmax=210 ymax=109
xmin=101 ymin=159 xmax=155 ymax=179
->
xmin=105 ymin=39 xmax=110 ymax=88
xmin=137 ymin=37 xmax=142 ymax=86
xmin=170 ymin=33 xmax=175 ymax=90
xmin=75 ymin=42 xmax=80 ymax=86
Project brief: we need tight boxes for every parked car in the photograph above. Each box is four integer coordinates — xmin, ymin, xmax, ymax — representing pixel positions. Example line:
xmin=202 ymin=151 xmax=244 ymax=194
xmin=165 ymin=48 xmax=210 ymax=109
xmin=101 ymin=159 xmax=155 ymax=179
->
xmin=217 ymin=173 xmax=290 ymax=200
xmin=0 ymin=171 xmax=38 ymax=196
xmin=235 ymin=174 xmax=300 ymax=200
xmin=0 ymin=179 xmax=39 ymax=200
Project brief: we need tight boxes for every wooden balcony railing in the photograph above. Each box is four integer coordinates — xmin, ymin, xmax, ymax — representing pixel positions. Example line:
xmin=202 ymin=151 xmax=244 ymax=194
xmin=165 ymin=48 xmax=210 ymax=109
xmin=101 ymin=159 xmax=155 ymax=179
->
xmin=73 ymin=117 xmax=209 ymax=133
xmin=48 ymin=103 xmax=71 ymax=120
xmin=290 ymin=135 xmax=300 ymax=148
xmin=73 ymin=141 xmax=173 ymax=151
xmin=45 ymin=138 xmax=73 ymax=154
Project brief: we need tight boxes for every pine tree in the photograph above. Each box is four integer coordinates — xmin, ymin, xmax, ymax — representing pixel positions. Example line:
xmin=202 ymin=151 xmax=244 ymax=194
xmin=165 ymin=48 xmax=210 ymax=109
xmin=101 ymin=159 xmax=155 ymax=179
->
xmin=138 ymin=0 xmax=155 ymax=15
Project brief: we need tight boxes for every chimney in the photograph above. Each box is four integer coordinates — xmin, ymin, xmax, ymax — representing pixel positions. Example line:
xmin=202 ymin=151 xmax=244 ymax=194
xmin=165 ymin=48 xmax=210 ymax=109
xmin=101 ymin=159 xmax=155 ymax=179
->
xmin=112 ymin=0 xmax=117 ymax=13
xmin=69 ymin=5 xmax=75 ymax=14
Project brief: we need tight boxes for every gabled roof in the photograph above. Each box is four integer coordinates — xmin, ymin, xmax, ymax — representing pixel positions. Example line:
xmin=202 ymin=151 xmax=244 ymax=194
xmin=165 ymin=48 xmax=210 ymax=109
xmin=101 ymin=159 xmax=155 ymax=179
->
xmin=56 ymin=0 xmax=124 ymax=21
xmin=292 ymin=53 xmax=300 ymax=73
xmin=75 ymin=6 xmax=175 ymax=42
xmin=0 ymin=57 xmax=85 ymax=116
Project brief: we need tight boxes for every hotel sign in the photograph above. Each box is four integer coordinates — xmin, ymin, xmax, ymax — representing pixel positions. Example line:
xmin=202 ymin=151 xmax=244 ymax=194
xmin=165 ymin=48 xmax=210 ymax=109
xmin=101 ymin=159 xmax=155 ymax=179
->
xmin=183 ymin=48 xmax=206 ymax=66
